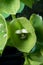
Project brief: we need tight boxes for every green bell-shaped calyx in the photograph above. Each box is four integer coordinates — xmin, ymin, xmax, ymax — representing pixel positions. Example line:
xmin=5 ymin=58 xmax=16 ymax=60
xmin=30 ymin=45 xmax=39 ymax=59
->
xmin=17 ymin=2 xmax=25 ymax=13
xmin=30 ymin=14 xmax=42 ymax=29
xmin=20 ymin=0 xmax=40 ymax=8
xmin=30 ymin=14 xmax=43 ymax=47
xmin=9 ymin=17 xmax=36 ymax=53
xmin=2 ymin=12 xmax=10 ymax=18
xmin=0 ymin=14 xmax=8 ymax=54
xmin=0 ymin=0 xmax=20 ymax=14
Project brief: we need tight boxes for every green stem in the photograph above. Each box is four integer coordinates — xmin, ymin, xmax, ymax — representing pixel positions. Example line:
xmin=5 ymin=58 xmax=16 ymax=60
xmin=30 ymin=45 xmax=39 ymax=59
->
xmin=23 ymin=53 xmax=30 ymax=65
xmin=11 ymin=14 xmax=16 ymax=20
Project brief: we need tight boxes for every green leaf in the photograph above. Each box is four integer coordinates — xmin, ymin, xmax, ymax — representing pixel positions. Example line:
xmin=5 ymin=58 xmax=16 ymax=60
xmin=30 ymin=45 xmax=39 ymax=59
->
xmin=0 ymin=0 xmax=20 ymax=14
xmin=29 ymin=51 xmax=43 ymax=63
xmin=0 ymin=14 xmax=8 ymax=54
xmin=29 ymin=52 xmax=43 ymax=65
xmin=30 ymin=55 xmax=43 ymax=63
xmin=21 ymin=0 xmax=40 ymax=8
xmin=17 ymin=2 xmax=25 ymax=13
xmin=9 ymin=17 xmax=36 ymax=53
xmin=29 ymin=59 xmax=41 ymax=65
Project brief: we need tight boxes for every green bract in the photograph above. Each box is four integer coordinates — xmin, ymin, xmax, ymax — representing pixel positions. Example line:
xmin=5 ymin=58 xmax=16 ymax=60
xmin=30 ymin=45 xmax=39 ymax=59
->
xmin=9 ymin=17 xmax=36 ymax=53
xmin=0 ymin=14 xmax=8 ymax=54
xmin=0 ymin=0 xmax=20 ymax=14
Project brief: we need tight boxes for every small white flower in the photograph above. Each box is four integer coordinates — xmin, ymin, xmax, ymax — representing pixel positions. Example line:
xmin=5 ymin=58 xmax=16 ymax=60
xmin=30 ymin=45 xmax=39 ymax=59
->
xmin=15 ymin=30 xmax=21 ymax=34
xmin=21 ymin=29 xmax=28 ymax=33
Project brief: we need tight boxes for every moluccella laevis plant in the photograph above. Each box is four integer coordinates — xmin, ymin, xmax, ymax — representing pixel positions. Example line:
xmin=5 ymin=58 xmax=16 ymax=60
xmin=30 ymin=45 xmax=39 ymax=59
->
xmin=0 ymin=0 xmax=43 ymax=65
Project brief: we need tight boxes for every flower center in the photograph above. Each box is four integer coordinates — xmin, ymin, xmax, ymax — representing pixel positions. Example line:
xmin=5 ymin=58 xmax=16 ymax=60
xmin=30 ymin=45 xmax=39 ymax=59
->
xmin=15 ymin=29 xmax=28 ymax=40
